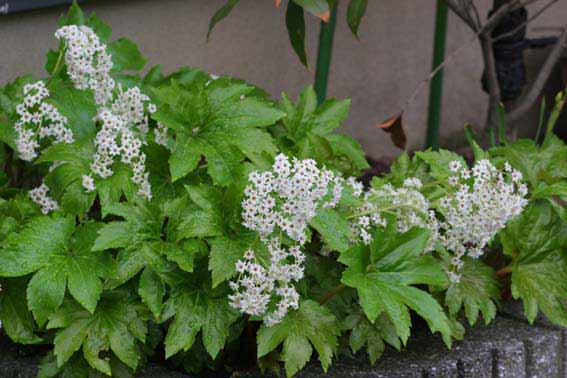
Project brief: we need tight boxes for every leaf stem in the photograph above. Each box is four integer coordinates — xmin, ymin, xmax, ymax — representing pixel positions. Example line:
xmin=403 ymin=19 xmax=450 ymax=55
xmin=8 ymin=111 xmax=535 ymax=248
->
xmin=319 ymin=283 xmax=346 ymax=305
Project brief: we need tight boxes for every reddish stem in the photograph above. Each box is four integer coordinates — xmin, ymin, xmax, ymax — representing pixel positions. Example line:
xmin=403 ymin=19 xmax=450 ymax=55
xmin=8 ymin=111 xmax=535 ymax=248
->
xmin=496 ymin=266 xmax=512 ymax=278
xmin=319 ymin=284 xmax=346 ymax=305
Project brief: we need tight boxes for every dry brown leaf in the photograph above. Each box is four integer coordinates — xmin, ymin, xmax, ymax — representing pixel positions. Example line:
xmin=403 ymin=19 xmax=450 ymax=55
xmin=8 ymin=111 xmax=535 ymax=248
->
xmin=375 ymin=113 xmax=407 ymax=149
xmin=316 ymin=11 xmax=331 ymax=22
xmin=275 ymin=0 xmax=282 ymax=7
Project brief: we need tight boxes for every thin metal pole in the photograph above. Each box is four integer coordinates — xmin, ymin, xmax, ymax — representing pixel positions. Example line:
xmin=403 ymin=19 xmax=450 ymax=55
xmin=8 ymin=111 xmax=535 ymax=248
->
xmin=314 ymin=2 xmax=338 ymax=105
xmin=425 ymin=0 xmax=449 ymax=149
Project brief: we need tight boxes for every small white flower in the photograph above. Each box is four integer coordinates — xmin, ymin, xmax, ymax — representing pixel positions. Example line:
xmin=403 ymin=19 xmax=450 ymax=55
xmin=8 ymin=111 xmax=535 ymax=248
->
xmin=82 ymin=174 xmax=96 ymax=192
xmin=29 ymin=182 xmax=59 ymax=214
xmin=449 ymin=161 xmax=462 ymax=173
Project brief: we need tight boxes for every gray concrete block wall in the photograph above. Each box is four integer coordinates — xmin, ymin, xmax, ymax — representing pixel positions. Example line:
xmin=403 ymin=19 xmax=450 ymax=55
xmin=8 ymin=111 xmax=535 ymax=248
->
xmin=0 ymin=315 xmax=565 ymax=377
xmin=1 ymin=0 xmax=566 ymax=158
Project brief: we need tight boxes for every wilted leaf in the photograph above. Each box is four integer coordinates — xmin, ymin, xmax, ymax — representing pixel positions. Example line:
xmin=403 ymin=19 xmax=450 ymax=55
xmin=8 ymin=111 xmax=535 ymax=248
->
xmin=376 ymin=113 xmax=406 ymax=149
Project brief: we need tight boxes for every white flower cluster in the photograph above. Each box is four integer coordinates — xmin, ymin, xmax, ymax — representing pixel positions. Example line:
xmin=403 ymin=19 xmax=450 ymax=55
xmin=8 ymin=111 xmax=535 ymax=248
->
xmin=229 ymin=240 xmax=303 ymax=326
xmin=55 ymin=25 xmax=114 ymax=106
xmin=91 ymin=86 xmax=155 ymax=199
xmin=29 ymin=182 xmax=59 ymax=214
xmin=232 ymin=154 xmax=343 ymax=325
xmin=347 ymin=177 xmax=439 ymax=248
xmin=241 ymin=154 xmax=343 ymax=245
xmin=54 ymin=25 xmax=157 ymax=199
xmin=439 ymin=160 xmax=528 ymax=283
xmin=14 ymin=81 xmax=74 ymax=161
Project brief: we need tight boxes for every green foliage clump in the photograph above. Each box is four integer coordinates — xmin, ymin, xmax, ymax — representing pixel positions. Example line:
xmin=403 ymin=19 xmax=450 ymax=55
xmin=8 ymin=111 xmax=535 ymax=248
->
xmin=0 ymin=4 xmax=566 ymax=378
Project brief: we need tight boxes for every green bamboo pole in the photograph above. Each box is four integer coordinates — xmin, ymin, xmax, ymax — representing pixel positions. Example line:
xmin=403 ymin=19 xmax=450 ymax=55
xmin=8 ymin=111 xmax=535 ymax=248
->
xmin=425 ymin=0 xmax=449 ymax=150
xmin=314 ymin=2 xmax=338 ymax=105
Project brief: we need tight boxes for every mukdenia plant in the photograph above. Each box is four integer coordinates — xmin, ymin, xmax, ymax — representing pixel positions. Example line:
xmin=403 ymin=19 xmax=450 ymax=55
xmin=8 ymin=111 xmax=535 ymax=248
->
xmin=0 ymin=3 xmax=566 ymax=378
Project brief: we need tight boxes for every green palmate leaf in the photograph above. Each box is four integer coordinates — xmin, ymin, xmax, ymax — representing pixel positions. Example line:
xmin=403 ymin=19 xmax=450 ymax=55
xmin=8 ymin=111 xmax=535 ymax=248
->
xmin=325 ymin=133 xmax=370 ymax=170
xmin=139 ymin=267 xmax=165 ymax=318
xmin=370 ymin=225 xmax=431 ymax=268
xmin=500 ymin=201 xmax=567 ymax=264
xmin=27 ymin=262 xmax=67 ymax=329
xmin=152 ymin=80 xmax=284 ymax=185
xmin=92 ymin=200 xmax=180 ymax=311
xmin=207 ymin=0 xmax=241 ymax=40
xmin=491 ymin=136 xmax=567 ymax=187
xmin=208 ymin=234 xmax=267 ymax=287
xmin=309 ymin=99 xmax=350 ymax=135
xmin=511 ymin=256 xmax=567 ymax=326
xmin=0 ymin=277 xmax=42 ymax=344
xmin=162 ymin=287 xmax=239 ymax=359
xmin=280 ymin=86 xmax=317 ymax=137
xmin=386 ymin=152 xmax=428 ymax=186
xmin=87 ymin=13 xmax=112 ymax=41
xmin=500 ymin=201 xmax=567 ymax=326
xmin=0 ymin=216 xmax=74 ymax=277
xmin=277 ymin=87 xmax=367 ymax=175
xmin=347 ymin=0 xmax=368 ymax=38
xmin=169 ymin=134 xmax=201 ymax=182
xmin=257 ymin=300 xmax=340 ymax=378
xmin=162 ymin=240 xmax=207 ymax=274
xmin=208 ymin=237 xmax=246 ymax=288
xmin=107 ymin=38 xmax=147 ymax=72
xmin=309 ymin=208 xmax=353 ymax=253
xmin=531 ymin=181 xmax=567 ymax=200
xmin=93 ymin=200 xmax=164 ymax=252
xmin=49 ymin=295 xmax=147 ymax=373
xmin=444 ymin=258 xmax=499 ymax=326
xmin=58 ymin=0 xmax=85 ymax=26
xmin=286 ymin=1 xmax=308 ymax=67
xmin=339 ymin=228 xmax=451 ymax=347
xmin=415 ymin=149 xmax=467 ymax=181
xmin=39 ymin=141 xmax=134 ymax=217
xmin=176 ymin=184 xmax=226 ymax=239
xmin=47 ymin=80 xmax=98 ymax=142
xmin=0 ymin=218 xmax=114 ymax=322
xmin=343 ymin=310 xmax=400 ymax=365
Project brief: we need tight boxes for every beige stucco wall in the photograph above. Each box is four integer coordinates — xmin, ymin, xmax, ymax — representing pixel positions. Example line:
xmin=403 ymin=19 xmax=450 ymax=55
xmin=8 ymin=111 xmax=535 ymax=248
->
xmin=1 ymin=0 xmax=566 ymax=158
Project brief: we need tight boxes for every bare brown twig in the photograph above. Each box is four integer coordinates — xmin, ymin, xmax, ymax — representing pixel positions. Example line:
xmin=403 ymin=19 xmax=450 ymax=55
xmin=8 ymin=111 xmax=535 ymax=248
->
xmin=437 ymin=0 xmax=558 ymax=131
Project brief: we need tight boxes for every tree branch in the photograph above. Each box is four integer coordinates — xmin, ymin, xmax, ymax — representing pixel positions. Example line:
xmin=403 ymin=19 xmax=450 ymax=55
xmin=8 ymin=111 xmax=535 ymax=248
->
xmin=403 ymin=0 xmax=558 ymax=119
xmin=480 ymin=32 xmax=502 ymax=130
xmin=492 ymin=0 xmax=559 ymax=44
xmin=443 ymin=0 xmax=479 ymax=31
xmin=507 ymin=27 xmax=567 ymax=122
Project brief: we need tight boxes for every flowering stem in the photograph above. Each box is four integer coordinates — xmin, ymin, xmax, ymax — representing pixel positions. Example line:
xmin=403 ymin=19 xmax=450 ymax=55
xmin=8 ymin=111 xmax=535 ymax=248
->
xmin=319 ymin=283 xmax=346 ymax=305
xmin=346 ymin=204 xmax=428 ymax=220
xmin=48 ymin=47 xmax=65 ymax=84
